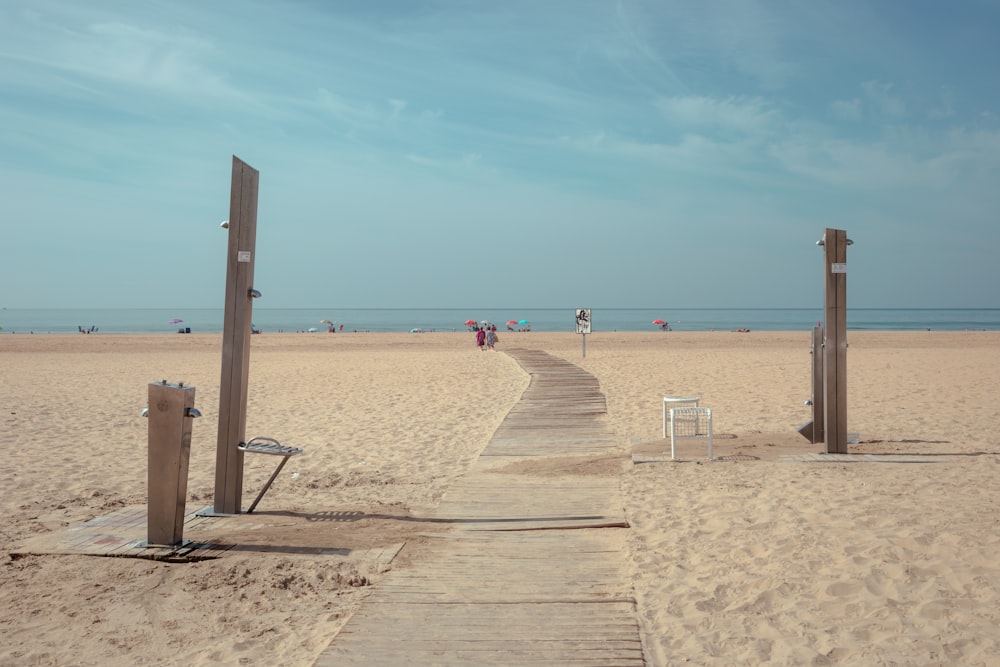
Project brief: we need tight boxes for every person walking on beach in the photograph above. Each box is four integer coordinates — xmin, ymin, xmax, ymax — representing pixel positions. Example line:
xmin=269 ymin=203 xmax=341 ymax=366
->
xmin=485 ymin=326 xmax=497 ymax=350
xmin=476 ymin=327 xmax=486 ymax=351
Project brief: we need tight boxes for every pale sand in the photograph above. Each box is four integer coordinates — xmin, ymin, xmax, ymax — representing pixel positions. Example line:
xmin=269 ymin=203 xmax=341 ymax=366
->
xmin=1 ymin=330 xmax=999 ymax=665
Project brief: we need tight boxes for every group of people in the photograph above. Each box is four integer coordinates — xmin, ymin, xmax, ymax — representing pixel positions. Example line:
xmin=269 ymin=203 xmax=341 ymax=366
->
xmin=475 ymin=325 xmax=498 ymax=351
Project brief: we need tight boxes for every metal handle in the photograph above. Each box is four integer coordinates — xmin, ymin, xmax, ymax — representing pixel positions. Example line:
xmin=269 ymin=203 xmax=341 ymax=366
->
xmin=142 ymin=407 xmax=200 ymax=417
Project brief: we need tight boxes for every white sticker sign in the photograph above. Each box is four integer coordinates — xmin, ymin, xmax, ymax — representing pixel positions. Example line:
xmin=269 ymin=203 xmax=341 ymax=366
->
xmin=832 ymin=263 xmax=847 ymax=273
xmin=238 ymin=251 xmax=252 ymax=263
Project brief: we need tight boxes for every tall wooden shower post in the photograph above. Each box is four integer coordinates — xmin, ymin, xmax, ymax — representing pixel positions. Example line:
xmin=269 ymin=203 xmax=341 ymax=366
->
xmin=213 ymin=156 xmax=260 ymax=514
xmin=820 ymin=228 xmax=850 ymax=454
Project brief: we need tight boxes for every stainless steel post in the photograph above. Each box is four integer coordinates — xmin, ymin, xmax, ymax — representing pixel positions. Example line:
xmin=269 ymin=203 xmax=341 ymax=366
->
xmin=147 ymin=381 xmax=198 ymax=546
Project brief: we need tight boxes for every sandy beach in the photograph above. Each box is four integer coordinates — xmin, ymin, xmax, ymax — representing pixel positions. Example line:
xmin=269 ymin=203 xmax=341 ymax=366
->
xmin=2 ymin=330 xmax=999 ymax=665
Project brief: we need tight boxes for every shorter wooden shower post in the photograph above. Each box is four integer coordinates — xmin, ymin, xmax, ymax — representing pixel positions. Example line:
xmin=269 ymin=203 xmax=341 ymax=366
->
xmin=146 ymin=381 xmax=198 ymax=545
xmin=798 ymin=325 xmax=825 ymax=444
xmin=811 ymin=325 xmax=825 ymax=443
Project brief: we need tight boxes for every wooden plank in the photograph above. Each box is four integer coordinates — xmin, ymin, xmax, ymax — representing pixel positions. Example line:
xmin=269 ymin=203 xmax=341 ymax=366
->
xmin=10 ymin=506 xmax=230 ymax=561
xmin=777 ymin=453 xmax=937 ymax=463
xmin=313 ymin=350 xmax=643 ymax=666
xmin=482 ymin=349 xmax=618 ymax=458
xmin=318 ymin=601 xmax=644 ymax=666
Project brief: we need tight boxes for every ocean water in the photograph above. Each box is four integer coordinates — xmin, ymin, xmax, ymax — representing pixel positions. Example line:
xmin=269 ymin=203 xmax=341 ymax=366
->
xmin=1 ymin=308 xmax=997 ymax=334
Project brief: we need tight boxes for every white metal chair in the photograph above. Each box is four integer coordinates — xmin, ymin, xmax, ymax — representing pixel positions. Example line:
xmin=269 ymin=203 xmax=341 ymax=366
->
xmin=662 ymin=396 xmax=700 ymax=438
xmin=669 ymin=407 xmax=714 ymax=460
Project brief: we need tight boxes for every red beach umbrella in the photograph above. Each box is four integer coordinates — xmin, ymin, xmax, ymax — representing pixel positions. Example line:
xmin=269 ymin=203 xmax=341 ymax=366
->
xmin=464 ymin=319 xmax=477 ymax=326
xmin=506 ymin=320 xmax=518 ymax=326
xmin=652 ymin=319 xmax=666 ymax=326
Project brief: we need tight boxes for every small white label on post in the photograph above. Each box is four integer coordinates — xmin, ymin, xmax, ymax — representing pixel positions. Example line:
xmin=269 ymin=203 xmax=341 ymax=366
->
xmin=238 ymin=251 xmax=252 ymax=263
xmin=832 ymin=263 xmax=847 ymax=273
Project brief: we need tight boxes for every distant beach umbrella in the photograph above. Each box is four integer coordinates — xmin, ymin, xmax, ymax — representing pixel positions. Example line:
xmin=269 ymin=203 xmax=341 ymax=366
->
xmin=652 ymin=319 xmax=666 ymax=326
xmin=320 ymin=319 xmax=334 ymax=325
xmin=463 ymin=319 xmax=477 ymax=326
xmin=169 ymin=318 xmax=184 ymax=324
xmin=506 ymin=320 xmax=518 ymax=326
xmin=410 ymin=327 xmax=423 ymax=333
xmin=518 ymin=319 xmax=530 ymax=325
xmin=307 ymin=327 xmax=318 ymax=332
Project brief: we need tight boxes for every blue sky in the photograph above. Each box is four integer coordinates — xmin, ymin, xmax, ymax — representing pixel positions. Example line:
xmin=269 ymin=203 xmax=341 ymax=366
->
xmin=2 ymin=0 xmax=998 ymax=309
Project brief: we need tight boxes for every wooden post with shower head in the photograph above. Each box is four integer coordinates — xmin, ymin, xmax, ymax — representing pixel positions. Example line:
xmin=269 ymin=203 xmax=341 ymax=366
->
xmin=820 ymin=227 xmax=850 ymax=454
xmin=212 ymin=156 xmax=260 ymax=514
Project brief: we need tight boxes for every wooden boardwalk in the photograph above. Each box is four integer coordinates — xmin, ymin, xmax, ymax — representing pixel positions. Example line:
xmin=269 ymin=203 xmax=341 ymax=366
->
xmin=314 ymin=348 xmax=645 ymax=666
xmin=778 ymin=453 xmax=937 ymax=463
xmin=10 ymin=505 xmax=405 ymax=564
xmin=10 ymin=505 xmax=236 ymax=562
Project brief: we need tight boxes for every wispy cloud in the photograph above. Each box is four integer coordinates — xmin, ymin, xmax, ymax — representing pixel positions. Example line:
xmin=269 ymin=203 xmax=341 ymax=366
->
xmin=2 ymin=0 xmax=999 ymax=308
xmin=655 ymin=95 xmax=779 ymax=136
xmin=861 ymin=80 xmax=907 ymax=118
xmin=770 ymin=125 xmax=1000 ymax=192
xmin=831 ymin=98 xmax=863 ymax=122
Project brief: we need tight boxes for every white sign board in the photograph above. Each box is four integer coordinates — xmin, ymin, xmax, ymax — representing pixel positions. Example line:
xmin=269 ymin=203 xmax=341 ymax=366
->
xmin=832 ymin=263 xmax=847 ymax=274
xmin=575 ymin=308 xmax=592 ymax=334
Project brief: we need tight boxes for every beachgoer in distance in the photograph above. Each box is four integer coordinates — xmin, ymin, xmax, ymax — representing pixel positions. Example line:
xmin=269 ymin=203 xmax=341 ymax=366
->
xmin=476 ymin=327 xmax=486 ymax=351
xmin=486 ymin=327 xmax=497 ymax=350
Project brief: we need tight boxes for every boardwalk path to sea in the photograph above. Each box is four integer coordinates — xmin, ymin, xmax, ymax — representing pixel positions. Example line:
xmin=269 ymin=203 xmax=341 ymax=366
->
xmin=313 ymin=348 xmax=645 ymax=666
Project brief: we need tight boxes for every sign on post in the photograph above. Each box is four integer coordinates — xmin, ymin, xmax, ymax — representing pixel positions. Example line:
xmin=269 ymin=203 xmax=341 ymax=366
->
xmin=576 ymin=308 xmax=591 ymax=358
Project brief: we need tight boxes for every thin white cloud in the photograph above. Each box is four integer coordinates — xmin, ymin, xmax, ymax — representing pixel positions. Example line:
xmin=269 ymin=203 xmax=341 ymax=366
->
xmin=769 ymin=127 xmax=1000 ymax=191
xmin=928 ymin=86 xmax=957 ymax=120
xmin=655 ymin=95 xmax=778 ymax=135
xmin=831 ymin=98 xmax=863 ymax=121
xmin=2 ymin=0 xmax=999 ymax=309
xmin=28 ymin=19 xmax=233 ymax=99
xmin=315 ymin=87 xmax=376 ymax=124
xmin=389 ymin=99 xmax=407 ymax=117
xmin=861 ymin=80 xmax=907 ymax=118
xmin=404 ymin=152 xmax=484 ymax=171
xmin=554 ymin=129 xmax=773 ymax=190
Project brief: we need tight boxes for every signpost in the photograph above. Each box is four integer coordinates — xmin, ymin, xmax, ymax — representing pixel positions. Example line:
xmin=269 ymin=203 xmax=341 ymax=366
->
xmin=576 ymin=308 xmax=591 ymax=357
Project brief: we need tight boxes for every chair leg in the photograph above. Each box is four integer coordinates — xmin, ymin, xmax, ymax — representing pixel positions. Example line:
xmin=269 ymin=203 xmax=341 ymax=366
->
xmin=246 ymin=456 xmax=291 ymax=514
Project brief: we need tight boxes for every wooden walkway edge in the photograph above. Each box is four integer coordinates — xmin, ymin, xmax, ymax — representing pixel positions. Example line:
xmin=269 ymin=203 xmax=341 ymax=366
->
xmin=778 ymin=453 xmax=937 ymax=463
xmin=313 ymin=348 xmax=645 ymax=666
